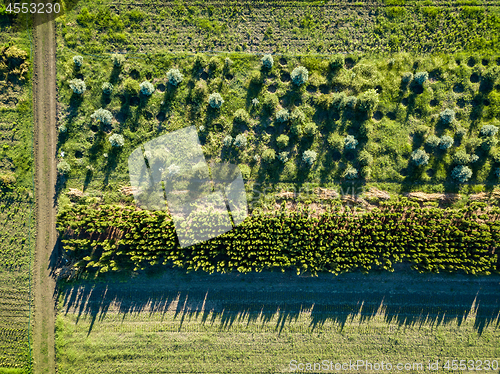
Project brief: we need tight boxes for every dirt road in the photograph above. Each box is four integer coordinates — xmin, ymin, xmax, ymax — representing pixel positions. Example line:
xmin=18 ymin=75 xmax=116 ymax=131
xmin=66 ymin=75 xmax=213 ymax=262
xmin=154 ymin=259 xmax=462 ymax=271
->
xmin=32 ymin=15 xmax=57 ymax=374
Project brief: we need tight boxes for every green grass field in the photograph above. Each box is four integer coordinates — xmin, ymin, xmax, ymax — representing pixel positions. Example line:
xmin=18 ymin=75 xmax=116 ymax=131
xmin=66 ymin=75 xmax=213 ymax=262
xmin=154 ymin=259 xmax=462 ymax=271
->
xmin=0 ymin=13 xmax=34 ymax=374
xmin=55 ymin=270 xmax=500 ymax=374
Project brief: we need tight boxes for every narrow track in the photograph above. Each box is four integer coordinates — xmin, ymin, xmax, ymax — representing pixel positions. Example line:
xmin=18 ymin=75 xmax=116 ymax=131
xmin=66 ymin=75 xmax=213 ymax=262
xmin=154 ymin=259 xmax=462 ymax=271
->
xmin=32 ymin=14 xmax=57 ymax=374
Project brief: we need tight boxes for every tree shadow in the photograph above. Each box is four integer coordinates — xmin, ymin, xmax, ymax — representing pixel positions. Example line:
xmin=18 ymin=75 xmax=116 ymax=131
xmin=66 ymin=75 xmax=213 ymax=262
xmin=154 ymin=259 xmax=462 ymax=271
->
xmin=58 ymin=269 xmax=500 ymax=336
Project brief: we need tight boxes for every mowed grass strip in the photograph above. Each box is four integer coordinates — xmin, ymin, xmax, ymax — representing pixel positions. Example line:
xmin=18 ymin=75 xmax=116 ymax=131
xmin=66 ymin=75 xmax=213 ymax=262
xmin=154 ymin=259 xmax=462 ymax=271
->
xmin=55 ymin=271 xmax=500 ymax=374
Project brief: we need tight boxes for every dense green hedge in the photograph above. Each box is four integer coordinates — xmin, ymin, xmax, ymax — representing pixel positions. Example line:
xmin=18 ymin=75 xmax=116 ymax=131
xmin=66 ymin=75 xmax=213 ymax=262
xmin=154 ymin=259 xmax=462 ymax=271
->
xmin=57 ymin=199 xmax=500 ymax=275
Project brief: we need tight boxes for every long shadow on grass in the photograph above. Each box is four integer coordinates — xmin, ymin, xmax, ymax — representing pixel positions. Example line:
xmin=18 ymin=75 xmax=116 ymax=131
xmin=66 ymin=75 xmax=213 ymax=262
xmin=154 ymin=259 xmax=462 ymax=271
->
xmin=58 ymin=268 xmax=500 ymax=336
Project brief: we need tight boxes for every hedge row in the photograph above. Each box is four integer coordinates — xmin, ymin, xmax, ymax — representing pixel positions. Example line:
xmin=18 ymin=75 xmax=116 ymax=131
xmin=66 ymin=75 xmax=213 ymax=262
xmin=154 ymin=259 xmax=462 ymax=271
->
xmin=57 ymin=200 xmax=500 ymax=275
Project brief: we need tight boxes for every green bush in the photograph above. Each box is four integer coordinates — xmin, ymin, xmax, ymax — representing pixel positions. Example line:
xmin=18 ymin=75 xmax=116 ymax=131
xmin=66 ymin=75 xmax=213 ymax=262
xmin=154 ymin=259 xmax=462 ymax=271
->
xmin=261 ymin=54 xmax=274 ymax=69
xmin=194 ymin=53 xmax=208 ymax=69
xmin=91 ymin=108 xmax=113 ymax=125
xmin=401 ymin=72 xmax=413 ymax=86
xmin=360 ymin=166 xmax=372 ymax=180
xmin=239 ymin=164 xmax=251 ymax=179
xmin=439 ymin=109 xmax=455 ymax=125
xmin=234 ymin=108 xmax=250 ymax=124
xmin=276 ymin=134 xmax=289 ymax=149
xmin=344 ymin=96 xmax=358 ymax=110
xmin=327 ymin=134 xmax=344 ymax=152
xmin=276 ymin=108 xmax=290 ymax=123
xmin=357 ymin=89 xmax=379 ymax=113
xmin=414 ymin=71 xmax=429 ymax=85
xmin=140 ymin=81 xmax=155 ymax=96
xmin=208 ymin=56 xmax=222 ymax=74
xmin=57 ymin=160 xmax=71 ymax=175
xmin=291 ymin=66 xmax=309 ymax=86
xmin=331 ymin=92 xmax=347 ymax=110
xmin=167 ymin=68 xmax=184 ymax=86
xmin=358 ymin=150 xmax=374 ymax=166
xmin=302 ymin=150 xmax=317 ymax=165
xmin=411 ymin=149 xmax=429 ymax=166
xmin=123 ymin=78 xmax=140 ymax=96
xmin=455 ymin=127 xmax=467 ymax=139
xmin=111 ymin=53 xmax=125 ymax=67
xmin=481 ymin=137 xmax=498 ymax=151
xmin=192 ymin=81 xmax=208 ymax=104
xmin=234 ymin=134 xmax=247 ymax=148
xmin=262 ymin=148 xmax=276 ymax=162
xmin=208 ymin=92 xmax=224 ymax=109
xmin=278 ymin=151 xmax=289 ymax=163
xmin=483 ymin=66 xmax=499 ymax=84
xmin=109 ymin=133 xmax=124 ymax=147
xmin=451 ymin=165 xmax=473 ymax=183
xmin=453 ymin=150 xmax=471 ymax=165
xmin=330 ymin=54 xmax=344 ymax=70
xmin=480 ymin=124 xmax=499 ymax=137
xmin=425 ymin=134 xmax=440 ymax=149
xmin=344 ymin=135 xmax=358 ymax=150
xmin=413 ymin=124 xmax=429 ymax=137
xmin=101 ymin=82 xmax=113 ymax=95
xmin=262 ymin=94 xmax=278 ymax=113
xmin=73 ymin=55 xmax=83 ymax=67
xmin=68 ymin=79 xmax=86 ymax=94
xmin=0 ymin=172 xmax=16 ymax=186
xmin=439 ymin=135 xmax=454 ymax=149
xmin=303 ymin=122 xmax=318 ymax=137
xmin=343 ymin=166 xmax=358 ymax=179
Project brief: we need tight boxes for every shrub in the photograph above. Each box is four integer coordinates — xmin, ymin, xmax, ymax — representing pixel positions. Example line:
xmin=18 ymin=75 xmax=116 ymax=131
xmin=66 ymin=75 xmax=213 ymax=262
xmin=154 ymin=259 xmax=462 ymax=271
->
xmin=291 ymin=66 xmax=309 ymax=86
xmin=111 ymin=53 xmax=125 ymax=67
xmin=358 ymin=150 xmax=373 ymax=166
xmin=249 ymin=70 xmax=263 ymax=85
xmin=413 ymin=124 xmax=429 ymax=137
xmin=262 ymin=149 xmax=276 ymax=162
xmin=101 ymin=82 xmax=113 ymax=95
xmin=262 ymin=94 xmax=278 ymax=113
xmin=483 ymin=66 xmax=499 ymax=84
xmin=328 ymin=133 xmax=344 ymax=152
xmin=455 ymin=127 xmax=467 ymax=139
xmin=330 ymin=54 xmax=344 ymax=70
xmin=439 ymin=135 xmax=454 ymax=149
xmin=411 ymin=149 xmax=429 ymax=166
xmin=276 ymin=134 xmax=289 ymax=149
xmin=303 ymin=122 xmax=318 ymax=136
xmin=357 ymin=89 xmax=379 ymax=113
xmin=425 ymin=135 xmax=440 ymax=149
xmin=276 ymin=109 xmax=290 ymax=123
xmin=109 ymin=133 xmax=124 ymax=147
xmin=360 ymin=166 xmax=372 ymax=180
xmin=123 ymin=78 xmax=140 ymax=96
xmin=481 ymin=137 xmax=498 ymax=151
xmin=401 ymin=72 xmax=413 ymax=85
xmin=261 ymin=54 xmax=274 ymax=69
xmin=0 ymin=172 xmax=16 ymax=186
xmin=167 ymin=68 xmax=184 ymax=86
xmin=439 ymin=109 xmax=455 ymax=125
xmin=208 ymin=57 xmax=222 ymax=74
xmin=57 ymin=160 xmax=71 ymax=175
xmin=234 ymin=134 xmax=247 ymax=148
xmin=331 ymin=92 xmax=347 ymax=110
xmin=345 ymin=96 xmax=358 ymax=110
xmin=91 ymin=108 xmax=113 ymax=125
xmin=223 ymin=135 xmax=233 ymax=147
xmin=343 ymin=166 xmax=358 ymax=179
xmin=234 ymin=109 xmax=250 ymax=124
xmin=140 ymin=81 xmax=155 ymax=96
xmin=290 ymin=108 xmax=306 ymax=126
xmin=451 ymin=165 xmax=472 ymax=183
xmin=480 ymin=124 xmax=499 ymax=137
xmin=208 ymin=92 xmax=224 ymax=109
xmin=194 ymin=53 xmax=208 ymax=69
xmin=224 ymin=57 xmax=233 ymax=69
xmin=69 ymin=79 xmax=86 ymax=94
xmin=453 ymin=150 xmax=471 ymax=165
xmin=73 ymin=55 xmax=83 ymax=67
xmin=414 ymin=71 xmax=429 ymax=85
xmin=278 ymin=151 xmax=289 ymax=163
xmin=344 ymin=135 xmax=358 ymax=150
xmin=302 ymin=150 xmax=317 ymax=165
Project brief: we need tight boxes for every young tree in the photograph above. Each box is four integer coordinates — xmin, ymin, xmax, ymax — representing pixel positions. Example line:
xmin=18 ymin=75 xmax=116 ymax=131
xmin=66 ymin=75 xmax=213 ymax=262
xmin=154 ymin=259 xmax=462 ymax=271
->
xmin=291 ymin=66 xmax=309 ymax=86
xmin=261 ymin=54 xmax=274 ymax=69
xmin=140 ymin=81 xmax=155 ymax=96
xmin=73 ymin=55 xmax=83 ymax=67
xmin=411 ymin=149 xmax=429 ymax=166
xmin=69 ymin=79 xmax=86 ymax=94
xmin=109 ymin=134 xmax=125 ymax=147
xmin=208 ymin=92 xmax=224 ymax=109
xmin=167 ymin=68 xmax=184 ymax=86
xmin=302 ymin=150 xmax=317 ymax=165
xmin=91 ymin=108 xmax=113 ymax=125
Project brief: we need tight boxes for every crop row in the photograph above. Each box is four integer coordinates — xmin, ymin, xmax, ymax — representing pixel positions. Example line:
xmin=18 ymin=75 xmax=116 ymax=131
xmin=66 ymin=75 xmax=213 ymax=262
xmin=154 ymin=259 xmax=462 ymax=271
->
xmin=57 ymin=199 xmax=500 ymax=275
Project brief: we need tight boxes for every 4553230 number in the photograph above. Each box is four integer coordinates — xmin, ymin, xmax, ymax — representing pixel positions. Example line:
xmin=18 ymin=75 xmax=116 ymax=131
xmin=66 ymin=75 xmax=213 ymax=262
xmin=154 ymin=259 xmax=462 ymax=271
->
xmin=443 ymin=360 xmax=498 ymax=371
xmin=6 ymin=2 xmax=61 ymax=13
